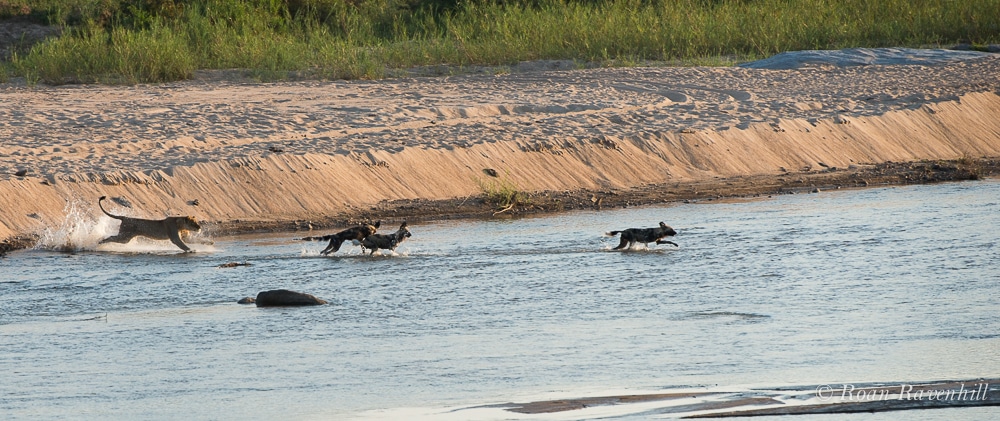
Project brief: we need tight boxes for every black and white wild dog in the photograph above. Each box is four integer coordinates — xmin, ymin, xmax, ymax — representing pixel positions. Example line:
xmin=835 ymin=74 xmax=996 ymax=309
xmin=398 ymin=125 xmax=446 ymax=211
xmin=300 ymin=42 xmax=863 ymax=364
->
xmin=606 ymin=221 xmax=678 ymax=250
xmin=302 ymin=221 xmax=381 ymax=255
xmin=354 ymin=221 xmax=411 ymax=255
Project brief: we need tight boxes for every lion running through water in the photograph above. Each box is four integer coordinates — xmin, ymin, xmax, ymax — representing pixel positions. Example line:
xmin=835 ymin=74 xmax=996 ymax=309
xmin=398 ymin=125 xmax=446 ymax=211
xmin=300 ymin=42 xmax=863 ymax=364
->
xmin=98 ymin=196 xmax=203 ymax=252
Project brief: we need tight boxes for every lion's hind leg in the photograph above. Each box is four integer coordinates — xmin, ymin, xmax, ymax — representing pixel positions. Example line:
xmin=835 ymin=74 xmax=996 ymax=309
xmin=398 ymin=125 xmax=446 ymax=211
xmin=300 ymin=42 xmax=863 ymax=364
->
xmin=99 ymin=233 xmax=136 ymax=245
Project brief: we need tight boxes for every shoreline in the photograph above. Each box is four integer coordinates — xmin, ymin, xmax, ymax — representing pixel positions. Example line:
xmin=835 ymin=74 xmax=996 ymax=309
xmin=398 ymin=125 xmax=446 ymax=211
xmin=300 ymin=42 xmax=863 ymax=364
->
xmin=3 ymin=157 xmax=994 ymax=254
xmin=209 ymin=157 xmax=998 ymax=234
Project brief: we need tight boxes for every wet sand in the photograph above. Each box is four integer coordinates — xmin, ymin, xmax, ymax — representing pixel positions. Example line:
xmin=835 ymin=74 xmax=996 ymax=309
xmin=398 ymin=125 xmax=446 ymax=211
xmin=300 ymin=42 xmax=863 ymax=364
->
xmin=485 ymin=378 xmax=999 ymax=417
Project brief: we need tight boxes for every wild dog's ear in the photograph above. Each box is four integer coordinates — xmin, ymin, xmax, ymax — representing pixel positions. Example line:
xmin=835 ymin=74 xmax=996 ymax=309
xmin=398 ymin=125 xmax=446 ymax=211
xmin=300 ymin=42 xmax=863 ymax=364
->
xmin=373 ymin=220 xmax=381 ymax=229
xmin=400 ymin=221 xmax=407 ymax=229
xmin=659 ymin=222 xmax=668 ymax=228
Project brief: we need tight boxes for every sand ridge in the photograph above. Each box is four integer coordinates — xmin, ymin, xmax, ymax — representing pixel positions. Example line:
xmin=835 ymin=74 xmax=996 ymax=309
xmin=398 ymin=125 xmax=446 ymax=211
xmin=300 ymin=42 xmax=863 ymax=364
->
xmin=1 ymin=52 xmax=999 ymax=243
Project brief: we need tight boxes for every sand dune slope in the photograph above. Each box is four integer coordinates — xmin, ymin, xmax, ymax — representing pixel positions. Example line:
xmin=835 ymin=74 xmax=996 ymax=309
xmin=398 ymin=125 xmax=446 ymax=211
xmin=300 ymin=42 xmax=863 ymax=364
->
xmin=1 ymin=53 xmax=999 ymax=241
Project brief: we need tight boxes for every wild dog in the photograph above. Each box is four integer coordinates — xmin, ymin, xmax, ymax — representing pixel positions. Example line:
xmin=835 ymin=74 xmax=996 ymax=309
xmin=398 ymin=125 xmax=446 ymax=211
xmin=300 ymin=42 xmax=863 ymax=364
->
xmin=354 ymin=221 xmax=411 ymax=255
xmin=606 ymin=221 xmax=678 ymax=250
xmin=98 ymin=196 xmax=202 ymax=252
xmin=302 ymin=221 xmax=380 ymax=255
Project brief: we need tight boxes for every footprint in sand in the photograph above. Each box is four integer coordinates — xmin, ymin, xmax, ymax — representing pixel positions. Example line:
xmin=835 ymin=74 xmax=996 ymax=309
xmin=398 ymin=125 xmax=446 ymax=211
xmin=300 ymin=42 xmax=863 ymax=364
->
xmin=680 ymin=85 xmax=754 ymax=103
xmin=662 ymin=91 xmax=689 ymax=103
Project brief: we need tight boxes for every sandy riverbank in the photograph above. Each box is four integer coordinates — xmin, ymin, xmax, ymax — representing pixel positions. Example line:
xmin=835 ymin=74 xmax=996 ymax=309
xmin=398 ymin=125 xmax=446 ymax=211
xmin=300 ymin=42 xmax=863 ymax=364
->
xmin=2 ymin=49 xmax=999 ymax=251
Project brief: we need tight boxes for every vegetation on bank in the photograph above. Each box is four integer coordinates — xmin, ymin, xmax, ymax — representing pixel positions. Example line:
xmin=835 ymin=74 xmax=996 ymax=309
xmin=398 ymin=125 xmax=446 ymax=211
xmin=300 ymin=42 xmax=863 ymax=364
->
xmin=0 ymin=0 xmax=998 ymax=84
xmin=477 ymin=171 xmax=532 ymax=215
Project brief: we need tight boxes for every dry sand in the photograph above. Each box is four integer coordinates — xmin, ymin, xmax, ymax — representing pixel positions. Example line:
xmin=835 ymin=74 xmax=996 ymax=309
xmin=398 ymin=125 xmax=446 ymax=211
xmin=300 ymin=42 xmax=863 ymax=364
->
xmin=2 ymin=50 xmax=1000 ymax=249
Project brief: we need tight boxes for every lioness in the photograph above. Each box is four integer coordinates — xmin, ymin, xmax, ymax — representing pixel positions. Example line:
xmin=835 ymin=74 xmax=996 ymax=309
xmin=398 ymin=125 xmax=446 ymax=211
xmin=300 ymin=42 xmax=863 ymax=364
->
xmin=302 ymin=221 xmax=381 ymax=255
xmin=98 ymin=196 xmax=202 ymax=252
xmin=354 ymin=221 xmax=411 ymax=255
xmin=607 ymin=221 xmax=678 ymax=250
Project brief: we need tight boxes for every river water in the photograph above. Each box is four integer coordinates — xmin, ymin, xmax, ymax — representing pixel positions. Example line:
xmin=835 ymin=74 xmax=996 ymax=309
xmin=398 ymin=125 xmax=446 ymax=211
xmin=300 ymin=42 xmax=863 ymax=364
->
xmin=2 ymin=180 xmax=998 ymax=420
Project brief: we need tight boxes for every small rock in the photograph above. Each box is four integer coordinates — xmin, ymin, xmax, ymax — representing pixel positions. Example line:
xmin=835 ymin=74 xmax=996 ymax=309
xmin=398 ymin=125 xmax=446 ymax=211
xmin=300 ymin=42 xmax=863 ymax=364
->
xmin=237 ymin=297 xmax=256 ymax=304
xmin=483 ymin=168 xmax=498 ymax=177
xmin=218 ymin=261 xmax=251 ymax=268
xmin=14 ymin=169 xmax=27 ymax=177
xmin=812 ymin=188 xmax=821 ymax=193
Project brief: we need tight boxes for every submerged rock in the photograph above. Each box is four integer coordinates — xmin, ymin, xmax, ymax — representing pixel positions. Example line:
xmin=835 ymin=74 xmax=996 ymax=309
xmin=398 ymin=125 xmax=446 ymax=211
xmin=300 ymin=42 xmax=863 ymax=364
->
xmin=237 ymin=296 xmax=255 ymax=304
xmin=254 ymin=289 xmax=327 ymax=307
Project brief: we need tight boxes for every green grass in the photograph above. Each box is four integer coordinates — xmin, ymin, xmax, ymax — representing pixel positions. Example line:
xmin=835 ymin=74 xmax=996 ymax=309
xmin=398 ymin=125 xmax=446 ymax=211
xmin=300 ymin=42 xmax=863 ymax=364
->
xmin=477 ymin=173 xmax=531 ymax=215
xmin=2 ymin=0 xmax=999 ymax=84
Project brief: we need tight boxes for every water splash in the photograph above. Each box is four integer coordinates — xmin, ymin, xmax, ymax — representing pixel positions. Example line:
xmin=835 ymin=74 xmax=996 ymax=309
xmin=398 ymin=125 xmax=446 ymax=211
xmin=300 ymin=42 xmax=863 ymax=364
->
xmin=33 ymin=198 xmax=216 ymax=253
xmin=34 ymin=199 xmax=116 ymax=252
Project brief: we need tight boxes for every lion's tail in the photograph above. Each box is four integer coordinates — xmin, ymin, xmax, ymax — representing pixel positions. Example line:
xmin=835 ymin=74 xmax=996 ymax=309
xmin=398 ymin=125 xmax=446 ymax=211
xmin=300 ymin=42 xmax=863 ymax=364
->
xmin=98 ymin=196 xmax=123 ymax=220
xmin=605 ymin=231 xmax=622 ymax=237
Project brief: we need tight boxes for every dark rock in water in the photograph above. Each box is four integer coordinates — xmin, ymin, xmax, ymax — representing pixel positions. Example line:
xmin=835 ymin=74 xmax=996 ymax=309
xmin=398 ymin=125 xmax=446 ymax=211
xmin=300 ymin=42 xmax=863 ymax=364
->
xmin=255 ymin=289 xmax=327 ymax=307
xmin=218 ymin=261 xmax=251 ymax=268
xmin=237 ymin=296 xmax=256 ymax=304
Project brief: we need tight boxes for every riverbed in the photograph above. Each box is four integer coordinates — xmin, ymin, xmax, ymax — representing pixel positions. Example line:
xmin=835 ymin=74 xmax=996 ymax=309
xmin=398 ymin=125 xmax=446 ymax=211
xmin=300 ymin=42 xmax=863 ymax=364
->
xmin=2 ymin=180 xmax=997 ymax=419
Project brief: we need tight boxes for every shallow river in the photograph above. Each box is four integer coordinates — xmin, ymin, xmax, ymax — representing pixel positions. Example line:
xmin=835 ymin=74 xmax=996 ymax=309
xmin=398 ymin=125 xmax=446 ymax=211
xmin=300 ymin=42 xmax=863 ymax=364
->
xmin=2 ymin=181 xmax=998 ymax=420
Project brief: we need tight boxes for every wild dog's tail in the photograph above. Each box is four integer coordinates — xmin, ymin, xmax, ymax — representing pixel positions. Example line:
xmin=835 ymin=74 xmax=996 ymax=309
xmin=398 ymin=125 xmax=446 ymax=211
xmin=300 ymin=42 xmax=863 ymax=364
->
xmin=301 ymin=234 xmax=334 ymax=241
xmin=98 ymin=196 xmax=124 ymax=220
xmin=605 ymin=230 xmax=622 ymax=237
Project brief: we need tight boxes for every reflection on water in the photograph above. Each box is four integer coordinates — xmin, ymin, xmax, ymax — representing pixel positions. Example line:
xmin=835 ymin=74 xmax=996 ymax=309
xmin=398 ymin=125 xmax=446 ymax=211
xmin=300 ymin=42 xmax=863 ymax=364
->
xmin=2 ymin=181 xmax=998 ymax=420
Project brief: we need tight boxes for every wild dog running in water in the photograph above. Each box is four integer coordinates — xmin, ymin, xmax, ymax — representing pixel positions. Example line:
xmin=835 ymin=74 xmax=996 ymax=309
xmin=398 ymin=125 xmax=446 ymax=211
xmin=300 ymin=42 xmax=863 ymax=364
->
xmin=302 ymin=221 xmax=380 ymax=255
xmin=606 ymin=221 xmax=678 ymax=250
xmin=354 ymin=221 xmax=411 ymax=255
xmin=98 ymin=196 xmax=203 ymax=252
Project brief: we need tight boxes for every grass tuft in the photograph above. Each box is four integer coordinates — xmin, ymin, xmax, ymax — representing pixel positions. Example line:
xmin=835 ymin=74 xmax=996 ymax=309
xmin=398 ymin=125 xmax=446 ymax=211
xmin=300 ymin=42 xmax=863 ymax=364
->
xmin=956 ymin=154 xmax=982 ymax=180
xmin=477 ymin=173 xmax=531 ymax=215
